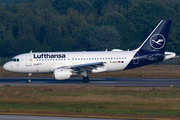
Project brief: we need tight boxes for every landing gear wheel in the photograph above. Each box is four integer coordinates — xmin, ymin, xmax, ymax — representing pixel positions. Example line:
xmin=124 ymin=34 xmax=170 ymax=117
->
xmin=27 ymin=73 xmax=32 ymax=83
xmin=27 ymin=79 xmax=31 ymax=83
xmin=83 ymin=76 xmax=89 ymax=83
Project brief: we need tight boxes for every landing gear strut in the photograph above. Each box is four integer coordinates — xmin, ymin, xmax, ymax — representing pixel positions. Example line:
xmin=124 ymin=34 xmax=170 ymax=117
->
xmin=81 ymin=71 xmax=89 ymax=83
xmin=83 ymin=76 xmax=89 ymax=83
xmin=27 ymin=73 xmax=32 ymax=83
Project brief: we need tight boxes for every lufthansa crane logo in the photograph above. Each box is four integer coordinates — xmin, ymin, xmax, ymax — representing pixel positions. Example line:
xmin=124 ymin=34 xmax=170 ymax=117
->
xmin=150 ymin=34 xmax=165 ymax=49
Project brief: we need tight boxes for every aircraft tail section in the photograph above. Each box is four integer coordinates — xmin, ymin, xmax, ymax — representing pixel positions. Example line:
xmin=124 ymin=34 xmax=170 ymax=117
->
xmin=125 ymin=20 xmax=173 ymax=70
xmin=136 ymin=20 xmax=172 ymax=53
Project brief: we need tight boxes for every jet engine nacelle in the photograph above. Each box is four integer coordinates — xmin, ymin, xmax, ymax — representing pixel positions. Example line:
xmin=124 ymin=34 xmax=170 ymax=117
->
xmin=54 ymin=69 xmax=72 ymax=80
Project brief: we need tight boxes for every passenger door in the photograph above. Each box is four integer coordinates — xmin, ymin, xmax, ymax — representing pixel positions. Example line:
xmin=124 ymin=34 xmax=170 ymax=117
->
xmin=26 ymin=55 xmax=32 ymax=66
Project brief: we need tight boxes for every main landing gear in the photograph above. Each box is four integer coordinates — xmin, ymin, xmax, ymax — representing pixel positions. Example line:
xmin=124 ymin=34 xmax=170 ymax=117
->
xmin=83 ymin=76 xmax=89 ymax=83
xmin=81 ymin=71 xmax=89 ymax=83
xmin=27 ymin=73 xmax=32 ymax=83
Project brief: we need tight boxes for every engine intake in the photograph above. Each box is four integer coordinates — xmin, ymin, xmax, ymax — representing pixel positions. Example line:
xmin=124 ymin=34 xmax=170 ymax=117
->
xmin=53 ymin=69 xmax=77 ymax=80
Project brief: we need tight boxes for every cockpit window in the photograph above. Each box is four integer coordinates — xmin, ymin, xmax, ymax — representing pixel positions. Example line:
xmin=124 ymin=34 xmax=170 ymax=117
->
xmin=11 ymin=58 xmax=19 ymax=62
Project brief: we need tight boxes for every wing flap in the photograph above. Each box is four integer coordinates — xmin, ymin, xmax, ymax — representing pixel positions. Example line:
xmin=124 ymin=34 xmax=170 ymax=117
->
xmin=70 ymin=62 xmax=106 ymax=70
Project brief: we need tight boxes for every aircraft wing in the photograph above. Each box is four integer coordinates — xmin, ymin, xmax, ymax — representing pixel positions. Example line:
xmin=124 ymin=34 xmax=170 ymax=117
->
xmin=70 ymin=62 xmax=106 ymax=71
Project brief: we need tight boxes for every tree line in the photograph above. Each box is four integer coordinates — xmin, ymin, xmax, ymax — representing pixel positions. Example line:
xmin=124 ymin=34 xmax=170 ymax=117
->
xmin=0 ymin=0 xmax=180 ymax=57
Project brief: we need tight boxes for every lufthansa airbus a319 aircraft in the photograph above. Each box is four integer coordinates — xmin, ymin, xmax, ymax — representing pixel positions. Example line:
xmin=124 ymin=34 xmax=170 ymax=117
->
xmin=3 ymin=20 xmax=176 ymax=83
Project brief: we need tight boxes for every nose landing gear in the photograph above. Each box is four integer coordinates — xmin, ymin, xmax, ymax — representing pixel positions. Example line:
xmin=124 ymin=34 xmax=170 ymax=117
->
xmin=27 ymin=73 xmax=32 ymax=83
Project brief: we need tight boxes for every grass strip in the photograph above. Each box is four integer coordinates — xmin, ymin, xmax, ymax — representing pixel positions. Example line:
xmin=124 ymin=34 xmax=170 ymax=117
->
xmin=0 ymin=102 xmax=180 ymax=116
xmin=0 ymin=86 xmax=180 ymax=119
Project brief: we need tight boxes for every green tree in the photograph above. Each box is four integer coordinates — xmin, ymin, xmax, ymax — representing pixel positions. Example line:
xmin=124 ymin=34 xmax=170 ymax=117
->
xmin=87 ymin=26 xmax=121 ymax=51
xmin=0 ymin=0 xmax=180 ymax=56
xmin=127 ymin=1 xmax=175 ymax=49
xmin=1 ymin=30 xmax=15 ymax=56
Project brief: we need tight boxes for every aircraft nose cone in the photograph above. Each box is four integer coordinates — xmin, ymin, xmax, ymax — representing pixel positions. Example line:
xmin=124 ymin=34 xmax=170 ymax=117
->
xmin=3 ymin=63 xmax=11 ymax=71
xmin=3 ymin=63 xmax=8 ymax=70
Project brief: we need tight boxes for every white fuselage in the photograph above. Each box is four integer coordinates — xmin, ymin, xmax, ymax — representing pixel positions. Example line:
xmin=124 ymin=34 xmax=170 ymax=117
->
xmin=3 ymin=51 xmax=136 ymax=74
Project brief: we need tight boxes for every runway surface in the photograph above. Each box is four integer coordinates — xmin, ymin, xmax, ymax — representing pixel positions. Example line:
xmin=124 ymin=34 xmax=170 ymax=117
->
xmin=0 ymin=76 xmax=180 ymax=87
xmin=0 ymin=115 xmax=128 ymax=120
